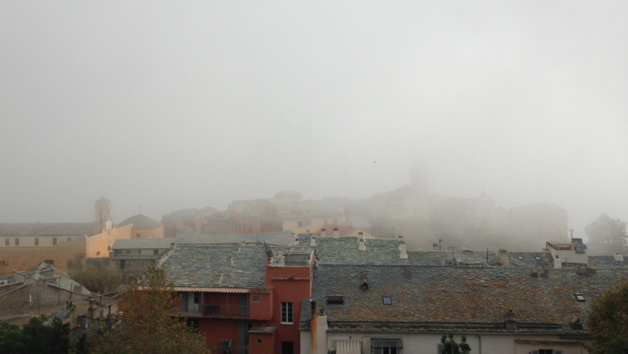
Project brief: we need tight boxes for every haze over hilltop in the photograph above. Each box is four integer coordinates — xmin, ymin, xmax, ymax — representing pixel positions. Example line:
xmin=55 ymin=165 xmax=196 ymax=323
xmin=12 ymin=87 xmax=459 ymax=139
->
xmin=0 ymin=1 xmax=626 ymax=241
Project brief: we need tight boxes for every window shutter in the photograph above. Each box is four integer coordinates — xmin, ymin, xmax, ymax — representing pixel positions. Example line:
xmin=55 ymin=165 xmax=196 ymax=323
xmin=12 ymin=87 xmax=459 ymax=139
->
xmin=437 ymin=343 xmax=444 ymax=354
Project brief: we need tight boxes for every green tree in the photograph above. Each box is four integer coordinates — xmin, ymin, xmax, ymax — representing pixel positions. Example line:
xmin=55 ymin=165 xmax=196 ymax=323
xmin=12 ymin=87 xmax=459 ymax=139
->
xmin=90 ymin=266 xmax=209 ymax=354
xmin=586 ymin=214 xmax=627 ymax=253
xmin=70 ymin=263 xmax=123 ymax=293
xmin=587 ymin=280 xmax=628 ymax=354
xmin=440 ymin=334 xmax=471 ymax=354
xmin=0 ymin=316 xmax=69 ymax=354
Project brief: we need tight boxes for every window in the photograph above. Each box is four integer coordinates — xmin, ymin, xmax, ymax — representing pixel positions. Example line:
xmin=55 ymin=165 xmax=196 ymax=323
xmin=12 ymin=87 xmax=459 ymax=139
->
xmin=531 ymin=350 xmax=561 ymax=354
xmin=281 ymin=341 xmax=294 ymax=354
xmin=281 ymin=302 xmax=293 ymax=324
xmin=34 ymin=238 xmax=39 ymax=246
xmin=136 ymin=233 xmax=141 ymax=238
xmin=120 ymin=260 xmax=125 ymax=269
xmin=5 ymin=239 xmax=8 ymax=246
xmin=372 ymin=338 xmax=402 ymax=354
xmin=154 ymin=249 xmax=159 ymax=255
xmin=257 ymin=339 xmax=262 ymax=344
xmin=52 ymin=238 xmax=57 ymax=246
xmin=15 ymin=238 xmax=19 ymax=246
xmin=574 ymin=293 xmax=586 ymax=302
xmin=67 ymin=237 xmax=72 ymax=242
xmin=193 ymin=292 xmax=201 ymax=304
xmin=382 ymin=296 xmax=392 ymax=305
xmin=253 ymin=296 xmax=260 ymax=303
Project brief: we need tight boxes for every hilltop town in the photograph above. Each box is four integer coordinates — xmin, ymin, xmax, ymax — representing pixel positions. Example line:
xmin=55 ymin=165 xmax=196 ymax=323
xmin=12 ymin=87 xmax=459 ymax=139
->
xmin=1 ymin=174 xmax=627 ymax=354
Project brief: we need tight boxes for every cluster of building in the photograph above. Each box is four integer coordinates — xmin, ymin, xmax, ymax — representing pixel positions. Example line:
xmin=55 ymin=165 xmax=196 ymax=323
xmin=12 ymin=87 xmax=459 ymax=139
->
xmin=0 ymin=262 xmax=117 ymax=329
xmin=109 ymin=230 xmax=628 ymax=354
xmin=0 ymin=197 xmax=165 ymax=273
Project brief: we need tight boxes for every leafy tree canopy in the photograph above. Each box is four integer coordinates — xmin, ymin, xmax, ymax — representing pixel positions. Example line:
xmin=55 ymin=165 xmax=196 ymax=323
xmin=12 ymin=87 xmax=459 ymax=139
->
xmin=440 ymin=334 xmax=471 ymax=354
xmin=585 ymin=214 xmax=627 ymax=252
xmin=90 ymin=266 xmax=209 ymax=354
xmin=587 ymin=280 xmax=628 ymax=354
xmin=0 ymin=316 xmax=69 ymax=354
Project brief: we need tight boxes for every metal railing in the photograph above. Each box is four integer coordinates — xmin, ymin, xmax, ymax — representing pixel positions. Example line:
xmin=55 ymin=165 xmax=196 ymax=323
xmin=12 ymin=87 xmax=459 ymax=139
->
xmin=202 ymin=303 xmax=249 ymax=318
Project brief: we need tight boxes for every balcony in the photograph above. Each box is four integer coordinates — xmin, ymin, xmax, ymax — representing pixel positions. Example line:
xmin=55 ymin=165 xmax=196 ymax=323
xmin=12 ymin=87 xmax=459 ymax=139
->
xmin=202 ymin=303 xmax=249 ymax=319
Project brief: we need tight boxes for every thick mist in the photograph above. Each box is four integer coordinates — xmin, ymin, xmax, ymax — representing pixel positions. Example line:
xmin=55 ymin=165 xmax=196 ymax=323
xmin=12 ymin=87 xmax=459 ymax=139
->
xmin=1 ymin=1 xmax=627 ymax=241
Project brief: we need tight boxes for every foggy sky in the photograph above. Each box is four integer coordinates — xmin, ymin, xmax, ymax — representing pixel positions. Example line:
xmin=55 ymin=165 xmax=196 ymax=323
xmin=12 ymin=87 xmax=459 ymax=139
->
xmin=1 ymin=1 xmax=627 ymax=240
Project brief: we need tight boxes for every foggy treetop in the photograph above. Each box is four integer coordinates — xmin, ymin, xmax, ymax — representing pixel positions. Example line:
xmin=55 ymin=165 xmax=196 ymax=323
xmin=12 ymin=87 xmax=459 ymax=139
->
xmin=1 ymin=1 xmax=626 ymax=239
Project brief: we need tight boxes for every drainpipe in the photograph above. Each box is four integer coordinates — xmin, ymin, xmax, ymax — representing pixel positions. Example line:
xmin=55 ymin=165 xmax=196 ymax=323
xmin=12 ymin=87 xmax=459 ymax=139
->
xmin=311 ymin=301 xmax=317 ymax=353
xmin=476 ymin=334 xmax=482 ymax=354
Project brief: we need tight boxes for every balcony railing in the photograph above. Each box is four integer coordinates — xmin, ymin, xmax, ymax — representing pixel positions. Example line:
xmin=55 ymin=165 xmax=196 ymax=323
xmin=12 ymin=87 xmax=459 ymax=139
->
xmin=202 ymin=303 xmax=249 ymax=319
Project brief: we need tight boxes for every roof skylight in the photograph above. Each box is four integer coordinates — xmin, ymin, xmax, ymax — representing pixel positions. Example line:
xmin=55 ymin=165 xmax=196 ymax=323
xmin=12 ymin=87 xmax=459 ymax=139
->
xmin=382 ymin=295 xmax=392 ymax=305
xmin=574 ymin=293 xmax=586 ymax=302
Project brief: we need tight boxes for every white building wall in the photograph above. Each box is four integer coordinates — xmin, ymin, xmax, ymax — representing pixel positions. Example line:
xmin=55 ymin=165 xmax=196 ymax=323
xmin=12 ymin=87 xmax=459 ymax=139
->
xmin=318 ymin=332 xmax=589 ymax=354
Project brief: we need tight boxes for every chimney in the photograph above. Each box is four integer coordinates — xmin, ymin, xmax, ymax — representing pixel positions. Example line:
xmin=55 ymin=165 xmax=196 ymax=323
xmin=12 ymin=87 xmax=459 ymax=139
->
xmin=570 ymin=316 xmax=584 ymax=330
xmin=399 ymin=241 xmax=408 ymax=259
xmin=358 ymin=236 xmax=365 ymax=251
xmin=311 ymin=236 xmax=316 ymax=247
xmin=530 ymin=268 xmax=538 ymax=278
xmin=542 ymin=265 xmax=549 ymax=278
xmin=332 ymin=228 xmax=339 ymax=238
xmin=504 ymin=309 xmax=517 ymax=330
xmin=321 ymin=228 xmax=326 ymax=237
xmin=586 ymin=264 xmax=597 ymax=275
xmin=228 ymin=256 xmax=234 ymax=266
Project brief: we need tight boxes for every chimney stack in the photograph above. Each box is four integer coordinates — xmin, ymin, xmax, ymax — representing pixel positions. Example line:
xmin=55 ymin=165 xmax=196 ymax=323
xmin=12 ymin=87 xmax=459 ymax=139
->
xmin=358 ymin=234 xmax=365 ymax=251
xmin=321 ymin=228 xmax=326 ymax=237
xmin=311 ymin=236 xmax=316 ymax=247
xmin=332 ymin=228 xmax=339 ymax=238
xmin=399 ymin=241 xmax=408 ymax=259
xmin=504 ymin=309 xmax=517 ymax=330
xmin=530 ymin=268 xmax=538 ymax=278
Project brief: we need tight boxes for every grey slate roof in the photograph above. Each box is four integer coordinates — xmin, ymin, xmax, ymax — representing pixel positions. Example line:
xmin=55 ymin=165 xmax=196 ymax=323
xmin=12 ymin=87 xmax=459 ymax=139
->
xmin=303 ymin=264 xmax=628 ymax=334
xmin=160 ymin=245 xmax=268 ymax=289
xmin=507 ymin=252 xmax=554 ymax=268
xmin=112 ymin=238 xmax=175 ymax=250
xmin=314 ymin=237 xmax=409 ymax=265
xmin=588 ymin=255 xmax=628 ymax=268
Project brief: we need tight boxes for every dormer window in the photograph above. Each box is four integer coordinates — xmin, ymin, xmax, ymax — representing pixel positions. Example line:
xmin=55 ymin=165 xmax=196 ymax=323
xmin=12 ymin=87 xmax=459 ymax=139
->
xmin=382 ymin=296 xmax=392 ymax=305
xmin=326 ymin=296 xmax=344 ymax=305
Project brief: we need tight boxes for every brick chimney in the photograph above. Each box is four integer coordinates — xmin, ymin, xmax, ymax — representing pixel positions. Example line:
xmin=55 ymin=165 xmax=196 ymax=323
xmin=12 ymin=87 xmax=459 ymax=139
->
xmin=332 ymin=227 xmax=339 ymax=238
xmin=541 ymin=265 xmax=549 ymax=278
